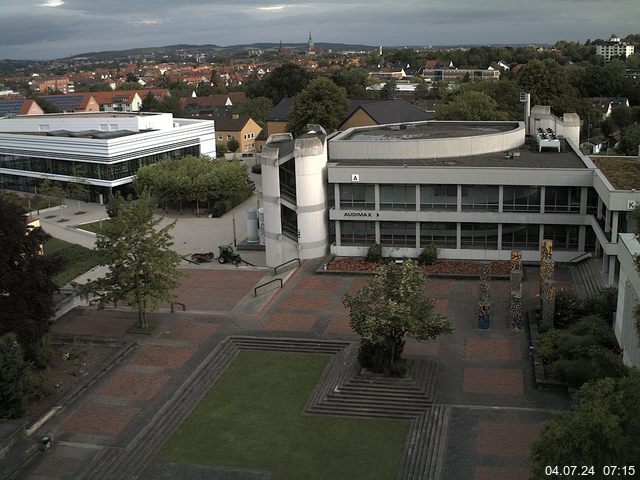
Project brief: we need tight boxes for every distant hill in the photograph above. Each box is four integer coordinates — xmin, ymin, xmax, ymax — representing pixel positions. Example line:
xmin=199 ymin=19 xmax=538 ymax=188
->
xmin=60 ymin=42 xmax=378 ymax=62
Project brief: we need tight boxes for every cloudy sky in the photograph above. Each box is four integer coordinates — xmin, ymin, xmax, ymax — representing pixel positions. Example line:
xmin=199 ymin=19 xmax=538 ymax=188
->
xmin=0 ymin=0 xmax=637 ymax=60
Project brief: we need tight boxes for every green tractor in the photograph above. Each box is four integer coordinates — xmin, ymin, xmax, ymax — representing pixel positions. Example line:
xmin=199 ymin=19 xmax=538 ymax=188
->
xmin=218 ymin=245 xmax=242 ymax=265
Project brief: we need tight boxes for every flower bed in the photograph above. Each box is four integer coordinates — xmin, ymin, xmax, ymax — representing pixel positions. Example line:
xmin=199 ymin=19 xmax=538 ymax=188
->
xmin=326 ymin=257 xmax=510 ymax=277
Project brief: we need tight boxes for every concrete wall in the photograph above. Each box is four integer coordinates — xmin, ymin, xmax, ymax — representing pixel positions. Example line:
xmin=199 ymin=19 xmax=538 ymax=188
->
xmin=330 ymin=122 xmax=525 ymax=160
xmin=260 ymin=145 xmax=285 ymax=267
xmin=529 ymin=106 xmax=580 ymax=146
xmin=615 ymin=234 xmax=640 ymax=367
xmin=294 ymin=135 xmax=328 ymax=260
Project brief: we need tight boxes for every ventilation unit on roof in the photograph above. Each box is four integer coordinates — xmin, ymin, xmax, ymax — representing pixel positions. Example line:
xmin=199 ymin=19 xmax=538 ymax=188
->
xmin=390 ymin=125 xmax=400 ymax=131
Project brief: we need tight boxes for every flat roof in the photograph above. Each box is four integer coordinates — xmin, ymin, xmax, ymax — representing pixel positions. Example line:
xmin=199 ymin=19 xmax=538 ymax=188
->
xmin=329 ymin=137 xmax=587 ymax=169
xmin=9 ymin=112 xmax=155 ymax=119
xmin=342 ymin=121 xmax=519 ymax=141
xmin=591 ymin=156 xmax=640 ymax=190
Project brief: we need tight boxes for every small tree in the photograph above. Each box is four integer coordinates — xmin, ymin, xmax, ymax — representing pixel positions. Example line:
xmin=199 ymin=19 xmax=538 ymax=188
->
xmin=0 ymin=333 xmax=26 ymax=419
xmin=80 ymin=194 xmax=182 ymax=328
xmin=343 ymin=260 xmax=454 ymax=375
xmin=227 ymin=137 xmax=240 ymax=153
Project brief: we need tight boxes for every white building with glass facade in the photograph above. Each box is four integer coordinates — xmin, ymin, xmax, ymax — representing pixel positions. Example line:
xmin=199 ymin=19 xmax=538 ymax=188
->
xmin=0 ymin=112 xmax=215 ymax=202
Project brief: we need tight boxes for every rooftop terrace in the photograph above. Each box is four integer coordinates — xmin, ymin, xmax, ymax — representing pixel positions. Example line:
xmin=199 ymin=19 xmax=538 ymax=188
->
xmin=343 ymin=121 xmax=519 ymax=141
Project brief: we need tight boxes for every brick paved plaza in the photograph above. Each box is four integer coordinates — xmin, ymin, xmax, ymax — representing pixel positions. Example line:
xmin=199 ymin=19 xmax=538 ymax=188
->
xmin=19 ymin=259 xmax=571 ymax=480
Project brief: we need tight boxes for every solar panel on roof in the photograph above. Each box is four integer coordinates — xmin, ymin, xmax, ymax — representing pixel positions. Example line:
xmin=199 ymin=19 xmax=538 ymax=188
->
xmin=41 ymin=95 xmax=84 ymax=110
xmin=0 ymin=100 xmax=25 ymax=115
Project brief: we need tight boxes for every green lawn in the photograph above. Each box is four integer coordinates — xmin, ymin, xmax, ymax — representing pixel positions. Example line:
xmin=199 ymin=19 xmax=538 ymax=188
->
xmin=43 ymin=237 xmax=101 ymax=287
xmin=159 ymin=351 xmax=409 ymax=480
xmin=76 ymin=219 xmax=112 ymax=234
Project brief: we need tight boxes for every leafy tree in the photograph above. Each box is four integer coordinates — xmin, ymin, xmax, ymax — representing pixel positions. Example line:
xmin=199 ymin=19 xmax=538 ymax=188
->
xmin=459 ymin=79 xmax=522 ymax=120
xmin=618 ymin=124 xmax=640 ymax=156
xmin=530 ymin=369 xmax=640 ymax=478
xmin=247 ymin=63 xmax=315 ymax=104
xmin=80 ymin=194 xmax=182 ymax=328
xmin=117 ymin=82 xmax=143 ymax=90
xmin=343 ymin=260 xmax=454 ymax=375
xmin=216 ymin=142 xmax=228 ymax=158
xmin=380 ymin=80 xmax=398 ymax=99
xmin=233 ymin=96 xmax=273 ymax=128
xmin=331 ymin=67 xmax=371 ymax=98
xmin=0 ymin=199 xmax=61 ymax=348
xmin=227 ymin=137 xmax=240 ymax=153
xmin=517 ymin=59 xmax=577 ymax=114
xmin=611 ymin=106 xmax=635 ymax=130
xmin=32 ymin=96 xmax=60 ymax=113
xmin=414 ymin=79 xmax=431 ymax=100
xmin=0 ymin=333 xmax=26 ymax=419
xmin=435 ymin=90 xmax=508 ymax=121
xmin=140 ymin=91 xmax=160 ymax=112
xmin=286 ymin=77 xmax=349 ymax=136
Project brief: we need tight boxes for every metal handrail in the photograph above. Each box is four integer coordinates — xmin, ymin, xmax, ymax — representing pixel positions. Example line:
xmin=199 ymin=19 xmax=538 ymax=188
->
xmin=568 ymin=251 xmax=593 ymax=264
xmin=170 ymin=302 xmax=186 ymax=313
xmin=254 ymin=278 xmax=283 ymax=297
xmin=273 ymin=257 xmax=300 ymax=275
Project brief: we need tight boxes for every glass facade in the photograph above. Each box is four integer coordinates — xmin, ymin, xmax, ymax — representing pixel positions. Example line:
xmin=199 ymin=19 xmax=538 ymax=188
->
xmin=503 ymin=186 xmax=541 ymax=212
xmin=340 ymin=221 xmax=376 ymax=246
xmin=281 ymin=205 xmax=298 ymax=240
xmin=380 ymin=184 xmax=416 ymax=210
xmin=420 ymin=185 xmax=457 ymax=210
xmin=420 ymin=222 xmax=457 ymax=248
xmin=340 ymin=184 xmax=374 ymax=209
xmin=279 ymin=159 xmax=296 ymax=202
xmin=502 ymin=224 xmax=540 ymax=250
xmin=461 ymin=223 xmax=499 ymax=249
xmin=544 ymin=186 xmax=581 ymax=213
xmin=380 ymin=222 xmax=416 ymax=247
xmin=0 ymin=146 xmax=200 ymax=182
xmin=544 ymin=224 xmax=579 ymax=250
xmin=461 ymin=185 xmax=499 ymax=211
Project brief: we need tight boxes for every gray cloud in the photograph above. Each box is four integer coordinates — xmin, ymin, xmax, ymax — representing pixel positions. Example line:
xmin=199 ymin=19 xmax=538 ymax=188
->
xmin=0 ymin=0 xmax=637 ymax=59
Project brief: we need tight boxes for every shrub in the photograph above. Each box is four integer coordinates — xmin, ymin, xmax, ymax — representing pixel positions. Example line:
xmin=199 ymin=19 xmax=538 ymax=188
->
xmin=210 ymin=200 xmax=232 ymax=218
xmin=537 ymin=328 xmax=560 ymax=363
xmin=24 ymin=333 xmax=54 ymax=369
xmin=0 ymin=333 xmax=26 ymax=419
xmin=418 ymin=244 xmax=438 ymax=265
xmin=582 ymin=287 xmax=617 ymax=323
xmin=551 ymin=358 xmax=594 ymax=388
xmin=569 ymin=315 xmax=617 ymax=347
xmin=554 ymin=287 xmax=583 ymax=328
xmin=365 ymin=243 xmax=382 ymax=263
xmin=251 ymin=164 xmax=262 ymax=174
xmin=24 ymin=367 xmax=56 ymax=400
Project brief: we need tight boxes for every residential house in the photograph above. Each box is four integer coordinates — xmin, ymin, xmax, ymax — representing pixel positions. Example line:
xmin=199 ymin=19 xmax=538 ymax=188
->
xmin=180 ymin=92 xmax=247 ymax=117
xmin=41 ymin=94 xmax=100 ymax=113
xmin=339 ymin=99 xmax=433 ymax=130
xmin=212 ymin=114 xmax=262 ymax=153
xmin=596 ymin=34 xmax=635 ymax=61
xmin=588 ymin=97 xmax=630 ymax=119
xmin=0 ymin=99 xmax=44 ymax=117
xmin=31 ymin=76 xmax=74 ymax=94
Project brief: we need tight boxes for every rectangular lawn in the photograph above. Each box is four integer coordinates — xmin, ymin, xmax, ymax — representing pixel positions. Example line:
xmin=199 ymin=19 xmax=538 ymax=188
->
xmin=76 ymin=219 xmax=112 ymax=233
xmin=159 ymin=351 xmax=410 ymax=480
xmin=44 ymin=237 xmax=101 ymax=286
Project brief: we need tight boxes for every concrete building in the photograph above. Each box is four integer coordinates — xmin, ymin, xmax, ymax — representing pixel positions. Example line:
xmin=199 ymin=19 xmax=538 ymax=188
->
xmin=259 ymin=110 xmax=640 ymax=365
xmin=0 ymin=112 xmax=215 ymax=202
xmin=596 ymin=34 xmax=635 ymax=61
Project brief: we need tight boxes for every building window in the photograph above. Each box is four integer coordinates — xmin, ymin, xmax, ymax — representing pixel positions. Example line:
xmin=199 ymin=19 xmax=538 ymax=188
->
xmin=503 ymin=186 xmax=541 ymax=212
xmin=281 ymin=205 xmax=298 ymax=241
xmin=587 ymin=188 xmax=598 ymax=215
xmin=545 ymin=187 xmax=580 ymax=213
xmin=420 ymin=222 xmax=457 ymax=248
xmin=544 ymin=224 xmax=579 ymax=250
xmin=461 ymin=185 xmax=499 ymax=211
xmin=341 ymin=221 xmax=376 ymax=245
xmin=340 ymin=184 xmax=374 ymax=209
xmin=217 ymin=136 xmax=223 ymax=141
xmin=380 ymin=221 xmax=416 ymax=247
xmin=380 ymin=184 xmax=416 ymax=210
xmin=461 ymin=223 xmax=499 ymax=249
xmin=227 ymin=135 xmax=232 ymax=141
xmin=502 ymin=224 xmax=540 ymax=250
xmin=279 ymin=159 xmax=296 ymax=202
xmin=420 ymin=185 xmax=457 ymax=210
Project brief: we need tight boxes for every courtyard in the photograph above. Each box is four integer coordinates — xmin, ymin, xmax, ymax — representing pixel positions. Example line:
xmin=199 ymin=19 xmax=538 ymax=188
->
xmin=14 ymin=258 xmax=572 ymax=480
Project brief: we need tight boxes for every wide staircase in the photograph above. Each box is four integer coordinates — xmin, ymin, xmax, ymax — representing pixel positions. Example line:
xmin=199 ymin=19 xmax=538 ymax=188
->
xmin=573 ymin=257 xmax=608 ymax=298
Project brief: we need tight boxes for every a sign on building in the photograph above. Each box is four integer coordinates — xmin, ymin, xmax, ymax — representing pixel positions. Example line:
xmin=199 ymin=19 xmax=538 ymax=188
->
xmin=343 ymin=211 xmax=380 ymax=218
xmin=627 ymin=200 xmax=637 ymax=210
xmin=351 ymin=174 xmax=360 ymax=182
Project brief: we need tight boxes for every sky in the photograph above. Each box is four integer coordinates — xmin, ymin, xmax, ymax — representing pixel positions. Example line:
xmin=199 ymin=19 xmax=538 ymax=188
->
xmin=0 ymin=0 xmax=638 ymax=60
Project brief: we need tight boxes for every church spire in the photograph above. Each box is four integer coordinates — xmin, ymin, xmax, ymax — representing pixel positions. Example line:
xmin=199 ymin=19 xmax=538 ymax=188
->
xmin=307 ymin=30 xmax=314 ymax=53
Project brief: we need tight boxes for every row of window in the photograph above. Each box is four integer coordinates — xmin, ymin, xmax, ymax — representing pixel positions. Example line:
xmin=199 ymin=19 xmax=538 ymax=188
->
xmin=0 ymin=146 xmax=200 ymax=181
xmin=339 ymin=221 xmax=580 ymax=250
xmin=338 ymin=184 xmax=589 ymax=213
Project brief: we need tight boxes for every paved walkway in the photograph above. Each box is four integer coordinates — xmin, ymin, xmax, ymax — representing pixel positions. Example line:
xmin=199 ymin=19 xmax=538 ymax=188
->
xmin=13 ymin=260 xmax=572 ymax=480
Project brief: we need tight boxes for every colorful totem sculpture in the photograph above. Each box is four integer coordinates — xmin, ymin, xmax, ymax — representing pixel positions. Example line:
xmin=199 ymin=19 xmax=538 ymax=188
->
xmin=510 ymin=250 xmax=524 ymax=329
xmin=478 ymin=262 xmax=491 ymax=330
